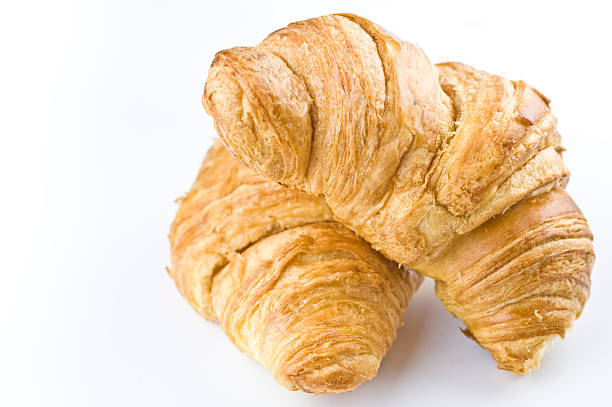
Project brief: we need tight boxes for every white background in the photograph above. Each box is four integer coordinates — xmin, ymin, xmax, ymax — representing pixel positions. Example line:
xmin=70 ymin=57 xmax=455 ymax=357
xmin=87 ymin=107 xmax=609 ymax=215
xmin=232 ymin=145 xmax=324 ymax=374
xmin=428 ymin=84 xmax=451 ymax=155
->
xmin=2 ymin=1 xmax=611 ymax=406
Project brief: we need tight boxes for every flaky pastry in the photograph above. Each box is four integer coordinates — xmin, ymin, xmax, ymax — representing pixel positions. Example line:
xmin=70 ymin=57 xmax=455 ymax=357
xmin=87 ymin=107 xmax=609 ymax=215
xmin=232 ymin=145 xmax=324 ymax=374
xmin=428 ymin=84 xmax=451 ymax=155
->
xmin=203 ymin=14 xmax=595 ymax=373
xmin=169 ymin=142 xmax=422 ymax=393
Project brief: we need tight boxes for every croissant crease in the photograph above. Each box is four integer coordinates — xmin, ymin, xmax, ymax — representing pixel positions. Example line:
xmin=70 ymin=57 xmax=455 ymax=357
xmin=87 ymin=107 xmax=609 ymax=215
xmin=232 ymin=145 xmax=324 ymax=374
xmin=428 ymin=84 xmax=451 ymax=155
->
xmin=169 ymin=142 xmax=422 ymax=393
xmin=203 ymin=14 xmax=594 ymax=373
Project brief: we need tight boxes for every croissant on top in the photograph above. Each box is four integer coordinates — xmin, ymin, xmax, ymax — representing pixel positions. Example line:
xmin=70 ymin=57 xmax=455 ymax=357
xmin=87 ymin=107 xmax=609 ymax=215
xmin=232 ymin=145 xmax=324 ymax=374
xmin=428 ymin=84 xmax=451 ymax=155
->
xmin=203 ymin=13 xmax=594 ymax=373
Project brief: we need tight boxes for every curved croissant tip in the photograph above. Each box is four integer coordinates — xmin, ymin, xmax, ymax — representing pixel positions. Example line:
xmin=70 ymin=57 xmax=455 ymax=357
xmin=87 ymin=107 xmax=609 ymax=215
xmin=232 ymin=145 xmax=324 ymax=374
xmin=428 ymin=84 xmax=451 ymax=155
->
xmin=276 ymin=353 xmax=380 ymax=394
xmin=202 ymin=58 xmax=244 ymax=145
xmin=490 ymin=334 xmax=560 ymax=374
xmin=203 ymin=47 xmax=312 ymax=185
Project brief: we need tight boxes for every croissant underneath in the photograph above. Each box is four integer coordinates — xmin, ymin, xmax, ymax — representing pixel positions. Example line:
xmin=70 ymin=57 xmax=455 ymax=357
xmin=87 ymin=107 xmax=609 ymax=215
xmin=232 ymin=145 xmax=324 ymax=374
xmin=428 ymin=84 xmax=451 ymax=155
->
xmin=203 ymin=14 xmax=594 ymax=373
xmin=169 ymin=142 xmax=422 ymax=393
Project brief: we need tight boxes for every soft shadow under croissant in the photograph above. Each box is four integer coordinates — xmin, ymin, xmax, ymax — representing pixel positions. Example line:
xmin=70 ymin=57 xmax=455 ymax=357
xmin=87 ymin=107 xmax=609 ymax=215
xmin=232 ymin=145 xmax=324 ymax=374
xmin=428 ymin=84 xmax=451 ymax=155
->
xmin=168 ymin=142 xmax=422 ymax=393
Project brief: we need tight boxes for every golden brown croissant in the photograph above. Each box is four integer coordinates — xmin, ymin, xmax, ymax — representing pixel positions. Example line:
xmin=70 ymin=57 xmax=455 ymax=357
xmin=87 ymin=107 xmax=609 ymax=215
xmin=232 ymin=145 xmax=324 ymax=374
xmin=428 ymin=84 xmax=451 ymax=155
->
xmin=168 ymin=141 xmax=422 ymax=393
xmin=202 ymin=14 xmax=595 ymax=373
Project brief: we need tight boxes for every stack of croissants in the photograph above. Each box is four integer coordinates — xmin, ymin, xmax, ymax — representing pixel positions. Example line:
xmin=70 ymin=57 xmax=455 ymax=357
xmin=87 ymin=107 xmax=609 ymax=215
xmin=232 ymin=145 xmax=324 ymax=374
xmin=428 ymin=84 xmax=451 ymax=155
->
xmin=168 ymin=14 xmax=595 ymax=394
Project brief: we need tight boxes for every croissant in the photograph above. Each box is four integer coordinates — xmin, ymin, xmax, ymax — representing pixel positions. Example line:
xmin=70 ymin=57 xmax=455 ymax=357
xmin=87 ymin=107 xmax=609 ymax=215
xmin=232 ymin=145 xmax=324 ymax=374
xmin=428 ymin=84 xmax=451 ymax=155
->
xmin=203 ymin=14 xmax=595 ymax=373
xmin=168 ymin=141 xmax=422 ymax=393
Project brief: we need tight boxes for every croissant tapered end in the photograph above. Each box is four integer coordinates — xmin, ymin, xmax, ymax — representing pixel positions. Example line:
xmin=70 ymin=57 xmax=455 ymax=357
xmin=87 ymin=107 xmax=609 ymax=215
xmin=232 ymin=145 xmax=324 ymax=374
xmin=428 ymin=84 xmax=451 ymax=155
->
xmin=423 ymin=189 xmax=594 ymax=374
xmin=203 ymin=46 xmax=312 ymax=186
xmin=275 ymin=353 xmax=380 ymax=394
